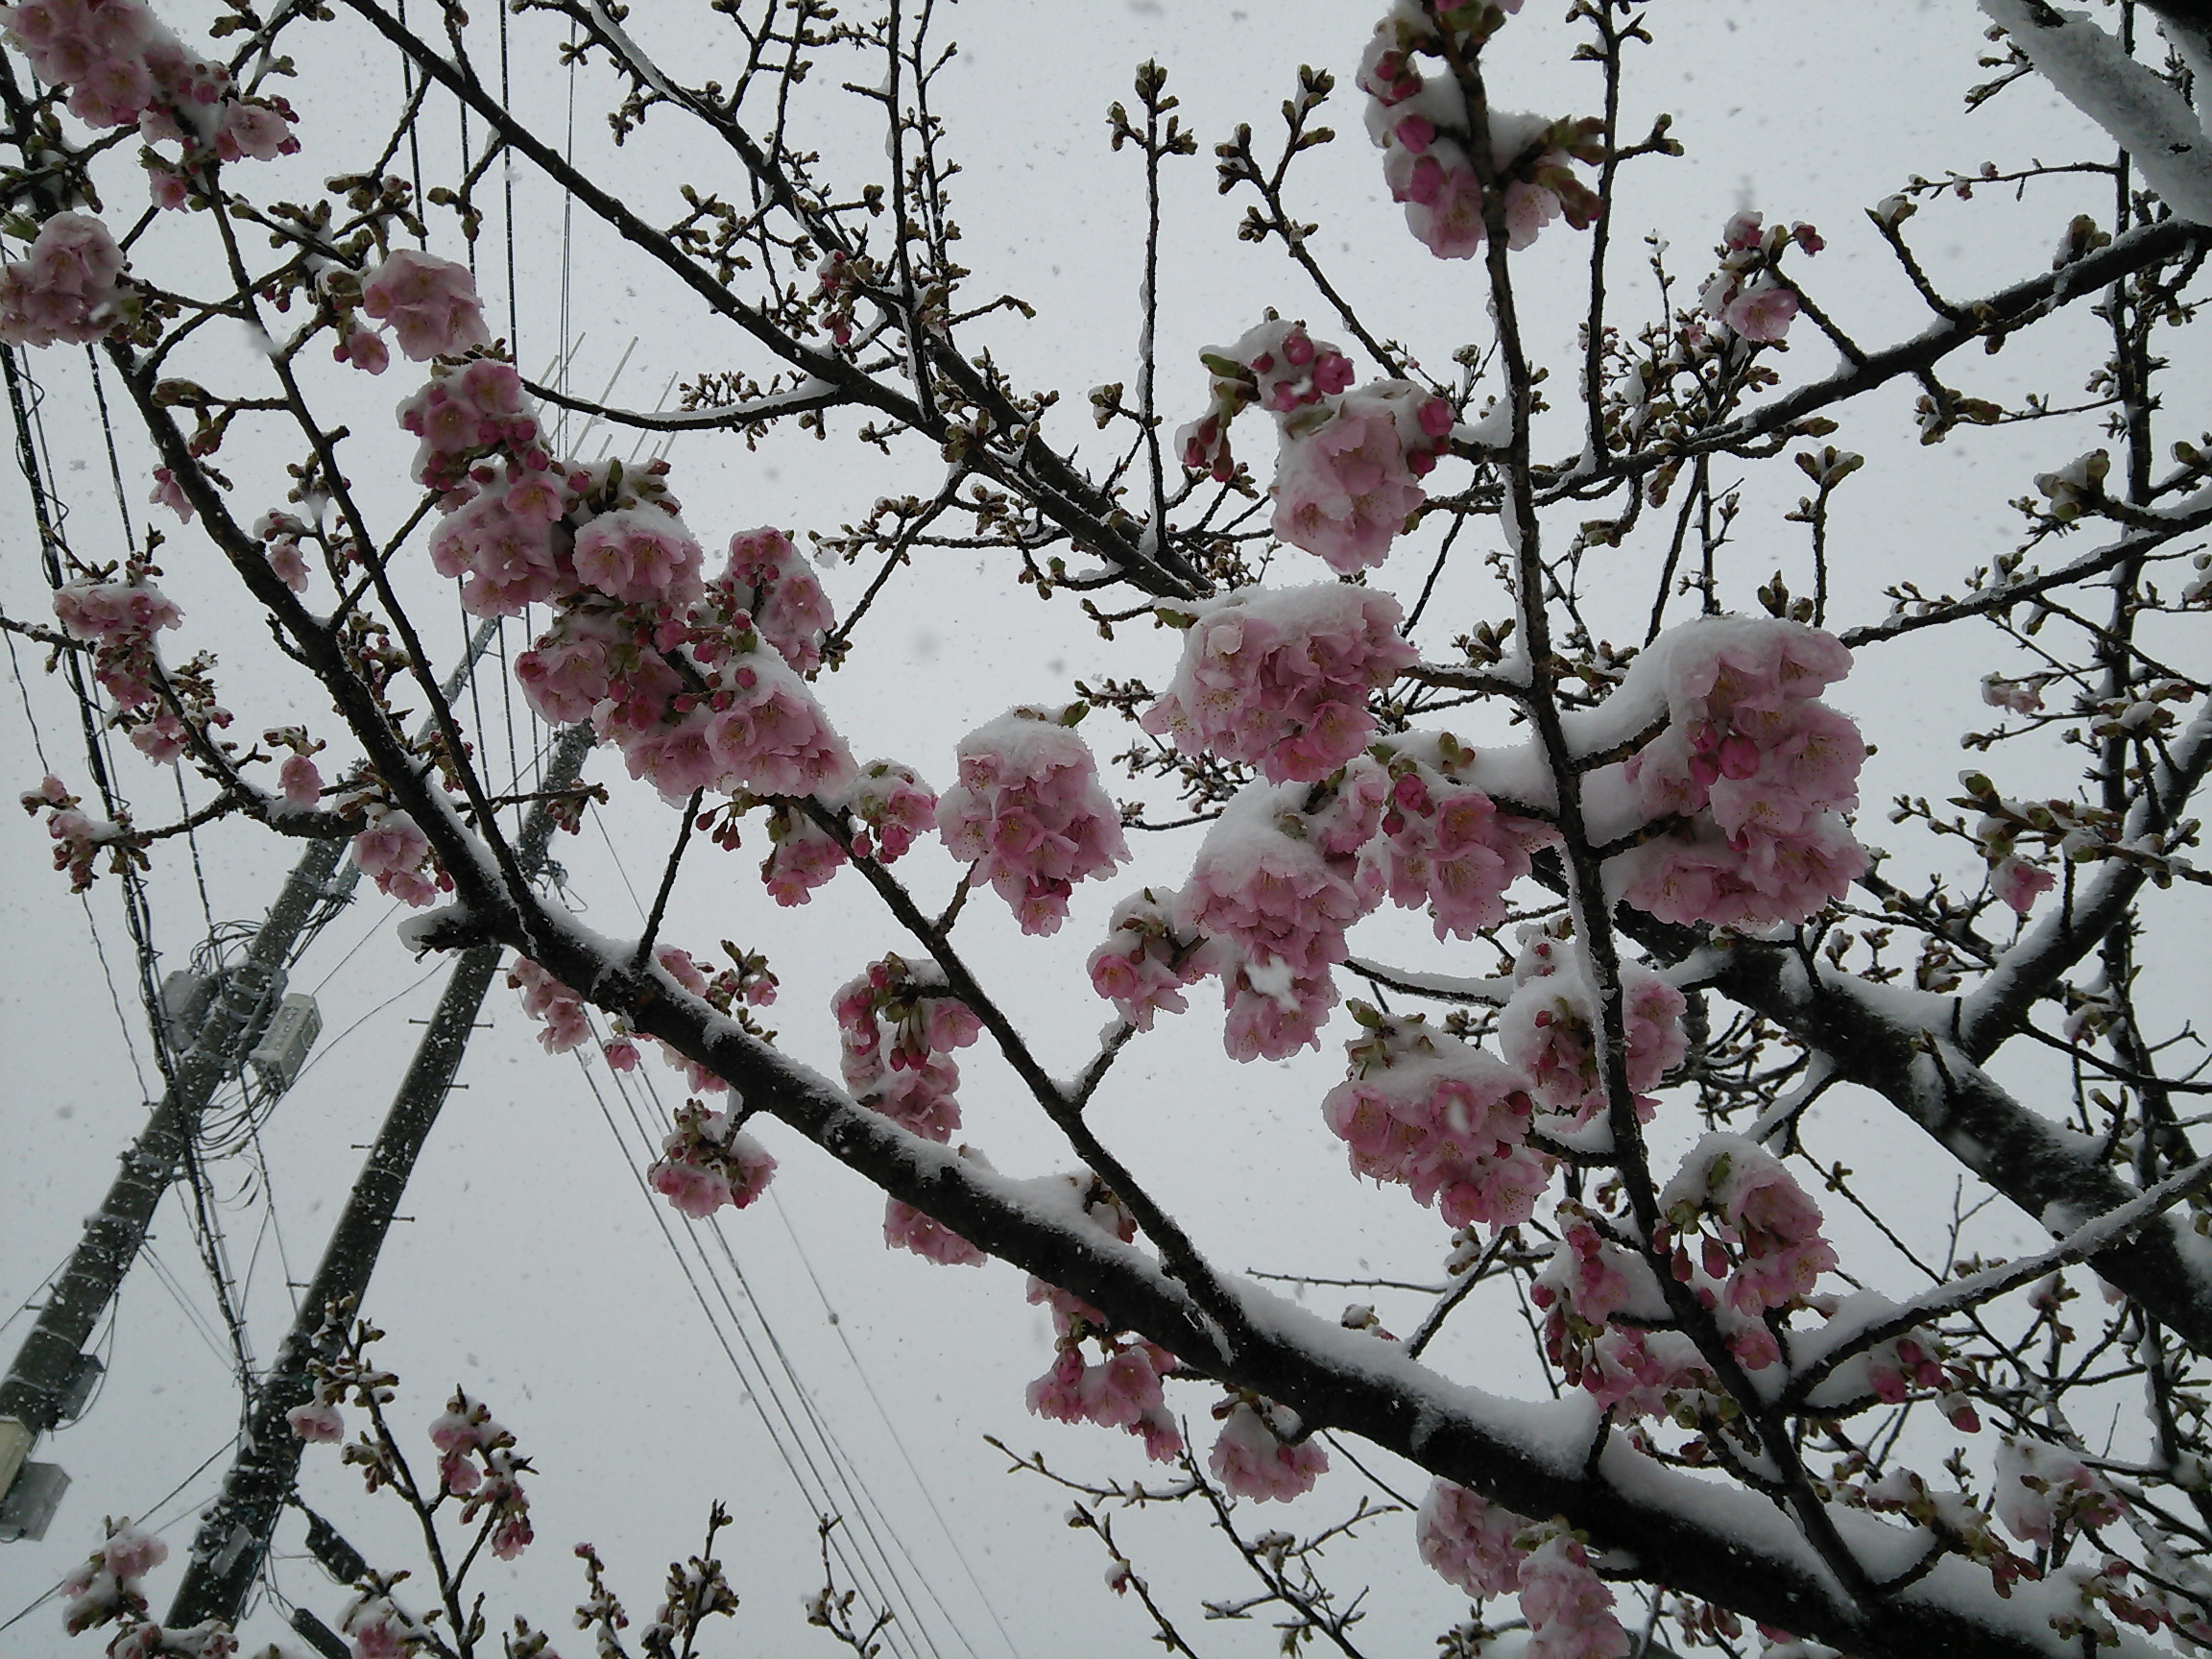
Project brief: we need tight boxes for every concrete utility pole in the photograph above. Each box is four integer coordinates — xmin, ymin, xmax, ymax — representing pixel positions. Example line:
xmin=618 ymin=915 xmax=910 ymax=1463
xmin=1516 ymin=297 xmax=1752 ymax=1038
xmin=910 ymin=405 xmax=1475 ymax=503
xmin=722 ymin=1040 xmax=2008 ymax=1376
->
xmin=0 ymin=616 xmax=511 ymax=1542
xmin=166 ymin=723 xmax=594 ymax=1628
xmin=0 ymin=835 xmax=345 ymax=1535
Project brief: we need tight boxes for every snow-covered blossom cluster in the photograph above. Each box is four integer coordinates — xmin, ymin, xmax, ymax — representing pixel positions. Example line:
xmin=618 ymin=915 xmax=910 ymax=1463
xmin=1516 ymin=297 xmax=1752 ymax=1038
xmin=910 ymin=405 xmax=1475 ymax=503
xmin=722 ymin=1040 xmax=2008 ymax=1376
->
xmin=506 ymin=954 xmax=589 ymax=1053
xmin=1655 ymin=1134 xmax=1839 ymax=1323
xmin=1357 ymin=738 xmax=1555 ymax=939
xmin=1 ymin=0 xmax=298 ymax=177
xmin=52 ymin=570 xmax=182 ymax=715
xmin=1323 ymin=1006 xmax=1553 ymax=1229
xmin=1207 ymin=1399 xmax=1329 ymax=1501
xmin=1142 ymin=585 xmax=1416 ymax=782
xmin=1177 ymin=778 xmax=1377 ymax=1060
xmin=425 ymin=1388 xmax=534 ymax=1558
xmin=1022 ymin=1177 xmax=1184 ymax=1461
xmin=22 ymin=774 xmax=122 ymax=891
xmin=1496 ymin=936 xmax=1686 ymax=1127
xmin=349 ymin=806 xmax=445 ymax=908
xmin=1358 ymin=3 xmax=1602 ymax=261
xmin=834 ymin=957 xmax=994 ymax=1262
xmin=935 ymin=707 xmax=1128 ymax=934
xmin=358 ymin=248 xmax=493 ymax=365
xmin=1085 ymin=888 xmax=1205 ymax=1033
xmin=719 ymin=526 xmax=835 ymax=674
xmin=60 ymin=1519 xmax=167 ymax=1638
xmin=647 ymin=1099 xmax=778 ymax=1219
xmin=0 ymin=211 xmax=128 ymax=347
xmin=1600 ymin=617 xmax=1867 ymax=930
xmin=1175 ymin=318 xmax=1453 ymax=573
xmin=1416 ymin=1484 xmax=1629 ymax=1659
xmin=1026 ymin=1341 xmax=1181 ymax=1461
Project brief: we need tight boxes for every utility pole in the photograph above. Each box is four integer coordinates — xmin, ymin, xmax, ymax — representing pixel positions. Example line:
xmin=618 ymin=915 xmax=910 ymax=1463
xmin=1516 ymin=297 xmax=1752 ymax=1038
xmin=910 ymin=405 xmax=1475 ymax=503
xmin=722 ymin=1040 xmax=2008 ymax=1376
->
xmin=0 ymin=836 xmax=344 ymax=1536
xmin=166 ymin=723 xmax=594 ymax=1628
xmin=0 ymin=624 xmax=509 ymax=1542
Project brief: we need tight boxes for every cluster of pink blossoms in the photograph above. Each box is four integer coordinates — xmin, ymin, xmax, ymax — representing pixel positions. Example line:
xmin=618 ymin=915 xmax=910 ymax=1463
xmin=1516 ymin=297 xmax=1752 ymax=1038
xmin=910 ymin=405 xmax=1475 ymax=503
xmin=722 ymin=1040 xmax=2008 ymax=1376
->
xmin=935 ymin=708 xmax=1128 ymax=935
xmin=421 ymin=1390 xmax=533 ymax=1559
xmin=1177 ymin=318 xmax=1358 ymax=483
xmin=1416 ymin=1484 xmax=1629 ymax=1659
xmin=1357 ymin=743 xmax=1555 ymax=939
xmin=1271 ymin=379 xmax=1452 ymax=574
xmin=1321 ymin=1008 xmax=1553 ymax=1230
xmin=0 ymin=211 xmax=126 ymax=346
xmin=1086 ymin=889 xmax=1205 ymax=1033
xmin=1655 ymin=1133 xmax=1840 ymax=1320
xmin=1 ymin=0 xmax=298 ymax=175
xmin=720 ymin=526 xmax=835 ymax=673
xmin=60 ymin=1519 xmax=166 ymax=1638
xmin=1358 ymin=6 xmax=1601 ymax=262
xmin=401 ymin=351 xmax=550 ymax=502
xmin=1207 ymin=1399 xmax=1329 ymax=1502
xmin=1022 ymin=1178 xmax=1184 ymax=1459
xmin=1178 ymin=778 xmax=1381 ymax=1060
xmin=53 ymin=572 xmax=181 ymax=712
xmin=1699 ymin=210 xmax=1820 ymax=345
xmin=1026 ymin=1342 xmax=1180 ymax=1461
xmin=883 ymin=1164 xmax=989 ymax=1271
xmin=1993 ymin=1435 xmax=2127 ymax=1551
xmin=356 ymin=248 xmax=493 ymax=366
xmin=835 ymin=959 xmax=994 ymax=1262
xmin=507 ymin=495 xmax=854 ymax=810
xmin=1529 ymin=1203 xmax=1736 ymax=1413
xmin=507 ymin=955 xmax=589 ymax=1053
xmin=349 ymin=806 xmax=445 ymax=908
xmin=51 ymin=567 xmax=235 ymax=768
xmin=22 ymin=775 xmax=117 ymax=891
xmin=647 ymin=1100 xmax=778 ymax=1219
xmin=1141 ymin=585 xmax=1417 ymax=783
xmin=1603 ymin=617 xmax=1866 ymax=931
xmin=1176 ymin=318 xmax=1453 ymax=573
xmin=1496 ymin=940 xmax=1687 ymax=1128
xmin=341 ymin=1593 xmax=431 ymax=1659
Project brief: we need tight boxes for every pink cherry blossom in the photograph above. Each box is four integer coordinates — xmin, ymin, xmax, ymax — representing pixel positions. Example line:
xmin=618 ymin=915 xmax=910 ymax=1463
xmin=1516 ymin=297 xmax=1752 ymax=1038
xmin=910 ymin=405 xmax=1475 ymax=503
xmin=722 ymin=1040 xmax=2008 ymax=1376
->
xmin=1361 ymin=753 xmax=1556 ymax=939
xmin=841 ymin=760 xmax=937 ymax=861
xmin=1086 ymin=889 xmax=1204 ymax=1032
xmin=936 ymin=709 xmax=1129 ymax=935
xmin=1993 ymin=854 xmax=2056 ymax=915
xmin=1517 ymin=1530 xmax=1630 ymax=1659
xmin=1994 ymin=1435 xmax=2126 ymax=1550
xmin=834 ymin=957 xmax=981 ymax=1142
xmin=1415 ymin=1480 xmax=1527 ymax=1599
xmin=508 ymin=955 xmax=590 ymax=1052
xmin=760 ymin=807 xmax=849 ymax=904
xmin=646 ymin=1102 xmax=777 ymax=1219
xmin=720 ymin=526 xmax=836 ymax=673
xmin=349 ymin=808 xmax=443 ymax=907
xmin=1323 ymin=1012 xmax=1553 ymax=1229
xmin=1141 ymin=585 xmax=1415 ymax=783
xmin=0 ymin=211 xmax=125 ymax=347
xmin=286 ymin=1401 xmax=344 ymax=1442
xmin=1499 ymin=955 xmax=1684 ymax=1125
xmin=573 ymin=505 xmax=706 ymax=608
xmin=278 ymin=754 xmax=323 ymax=809
xmin=883 ymin=1197 xmax=985 ymax=1266
xmin=100 ymin=1524 xmax=167 ymax=1583
xmin=1208 ymin=1400 xmax=1327 ymax=1502
xmin=1660 ymin=1134 xmax=1838 ymax=1315
xmin=361 ymin=248 xmax=493 ymax=361
xmin=1270 ymin=397 xmax=1426 ymax=573
xmin=1721 ymin=278 xmax=1799 ymax=343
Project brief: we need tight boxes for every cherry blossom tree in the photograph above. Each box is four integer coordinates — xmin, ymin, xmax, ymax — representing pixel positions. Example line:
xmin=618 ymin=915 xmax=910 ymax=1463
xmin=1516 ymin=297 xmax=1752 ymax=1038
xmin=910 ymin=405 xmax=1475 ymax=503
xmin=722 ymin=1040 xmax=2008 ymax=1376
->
xmin=5 ymin=0 xmax=2212 ymax=1656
